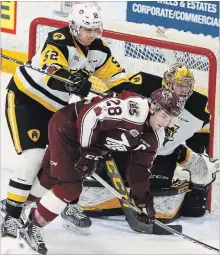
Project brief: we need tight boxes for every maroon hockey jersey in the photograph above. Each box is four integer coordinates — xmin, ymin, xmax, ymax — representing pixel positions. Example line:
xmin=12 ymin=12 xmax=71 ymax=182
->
xmin=76 ymin=91 xmax=165 ymax=203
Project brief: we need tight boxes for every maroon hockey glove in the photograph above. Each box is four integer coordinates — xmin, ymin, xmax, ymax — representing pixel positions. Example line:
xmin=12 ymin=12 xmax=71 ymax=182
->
xmin=75 ymin=147 xmax=102 ymax=178
xmin=133 ymin=195 xmax=156 ymax=224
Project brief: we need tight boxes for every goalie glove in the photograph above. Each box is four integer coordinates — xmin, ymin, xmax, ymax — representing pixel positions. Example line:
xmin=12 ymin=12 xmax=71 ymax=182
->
xmin=177 ymin=145 xmax=219 ymax=187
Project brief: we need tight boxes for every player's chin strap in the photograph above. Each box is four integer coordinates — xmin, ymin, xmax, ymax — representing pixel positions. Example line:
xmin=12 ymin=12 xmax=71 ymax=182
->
xmin=92 ymin=156 xmax=219 ymax=253
xmin=1 ymin=53 xmax=108 ymax=97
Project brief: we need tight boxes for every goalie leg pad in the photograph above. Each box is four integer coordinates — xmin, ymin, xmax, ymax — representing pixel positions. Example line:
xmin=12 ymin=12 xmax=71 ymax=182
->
xmin=181 ymin=186 xmax=208 ymax=217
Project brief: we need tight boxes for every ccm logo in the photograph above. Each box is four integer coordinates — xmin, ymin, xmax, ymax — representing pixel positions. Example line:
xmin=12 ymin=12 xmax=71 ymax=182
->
xmin=85 ymin=154 xmax=101 ymax=160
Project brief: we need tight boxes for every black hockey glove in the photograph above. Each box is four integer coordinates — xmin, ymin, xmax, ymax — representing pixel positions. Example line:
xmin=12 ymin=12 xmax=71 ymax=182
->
xmin=45 ymin=66 xmax=92 ymax=97
xmin=75 ymin=147 xmax=102 ymax=178
xmin=133 ymin=195 xmax=156 ymax=224
xmin=65 ymin=72 xmax=92 ymax=97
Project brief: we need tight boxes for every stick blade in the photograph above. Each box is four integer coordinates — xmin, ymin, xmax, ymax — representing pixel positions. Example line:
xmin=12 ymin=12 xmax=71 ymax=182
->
xmin=153 ymin=224 xmax=182 ymax=235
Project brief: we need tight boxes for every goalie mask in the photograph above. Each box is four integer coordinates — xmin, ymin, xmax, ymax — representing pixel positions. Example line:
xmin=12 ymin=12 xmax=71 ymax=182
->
xmin=162 ymin=63 xmax=195 ymax=107
xmin=69 ymin=3 xmax=103 ymax=45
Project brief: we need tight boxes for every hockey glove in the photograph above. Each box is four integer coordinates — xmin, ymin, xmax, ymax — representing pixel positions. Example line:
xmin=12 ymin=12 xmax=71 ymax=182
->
xmin=133 ymin=195 xmax=156 ymax=224
xmin=176 ymin=145 xmax=219 ymax=187
xmin=65 ymin=72 xmax=92 ymax=97
xmin=75 ymin=147 xmax=102 ymax=178
xmin=45 ymin=66 xmax=92 ymax=97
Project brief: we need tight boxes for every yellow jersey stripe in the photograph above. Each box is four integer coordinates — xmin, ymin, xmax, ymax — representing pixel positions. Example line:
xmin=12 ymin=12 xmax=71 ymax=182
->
xmin=14 ymin=73 xmax=58 ymax=112
xmin=7 ymin=91 xmax=22 ymax=153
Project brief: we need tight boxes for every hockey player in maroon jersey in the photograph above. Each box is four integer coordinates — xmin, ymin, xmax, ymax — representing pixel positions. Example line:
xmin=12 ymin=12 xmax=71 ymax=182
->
xmin=13 ymin=88 xmax=181 ymax=254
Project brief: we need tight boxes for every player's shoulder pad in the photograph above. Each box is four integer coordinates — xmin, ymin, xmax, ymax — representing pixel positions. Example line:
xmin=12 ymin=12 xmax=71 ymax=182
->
xmin=185 ymin=91 xmax=209 ymax=121
xmin=129 ymin=71 xmax=162 ymax=89
xmin=89 ymin=38 xmax=111 ymax=55
xmin=47 ymin=26 xmax=74 ymax=47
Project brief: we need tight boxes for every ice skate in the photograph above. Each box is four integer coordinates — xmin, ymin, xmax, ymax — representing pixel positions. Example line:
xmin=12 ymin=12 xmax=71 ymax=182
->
xmin=20 ymin=216 xmax=47 ymax=255
xmin=61 ymin=204 xmax=92 ymax=235
xmin=1 ymin=214 xmax=23 ymax=238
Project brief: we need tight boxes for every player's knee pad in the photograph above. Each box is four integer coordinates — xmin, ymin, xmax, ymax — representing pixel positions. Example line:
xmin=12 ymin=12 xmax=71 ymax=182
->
xmin=181 ymin=186 xmax=209 ymax=217
xmin=53 ymin=181 xmax=83 ymax=203
xmin=10 ymin=148 xmax=45 ymax=185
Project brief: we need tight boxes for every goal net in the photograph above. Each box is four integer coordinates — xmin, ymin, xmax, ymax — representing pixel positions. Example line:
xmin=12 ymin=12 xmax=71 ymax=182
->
xmin=28 ymin=17 xmax=219 ymax=212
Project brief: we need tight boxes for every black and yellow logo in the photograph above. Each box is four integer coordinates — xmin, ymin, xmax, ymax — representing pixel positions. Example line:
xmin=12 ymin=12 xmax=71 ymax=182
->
xmin=130 ymin=74 xmax=142 ymax=85
xmin=1 ymin=1 xmax=17 ymax=34
xmin=28 ymin=129 xmax=40 ymax=142
xmin=163 ymin=124 xmax=179 ymax=146
xmin=53 ymin=33 xmax=65 ymax=40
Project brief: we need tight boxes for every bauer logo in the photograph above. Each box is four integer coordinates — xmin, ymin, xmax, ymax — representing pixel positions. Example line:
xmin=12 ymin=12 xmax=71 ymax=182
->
xmin=1 ymin=1 xmax=17 ymax=34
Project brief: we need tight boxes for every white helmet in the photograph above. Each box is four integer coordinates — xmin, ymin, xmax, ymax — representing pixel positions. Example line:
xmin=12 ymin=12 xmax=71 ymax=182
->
xmin=69 ymin=4 xmax=103 ymax=41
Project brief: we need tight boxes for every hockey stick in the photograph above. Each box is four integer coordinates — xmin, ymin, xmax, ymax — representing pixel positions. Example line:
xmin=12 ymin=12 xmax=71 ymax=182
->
xmin=92 ymin=170 xmax=219 ymax=252
xmin=1 ymin=53 xmax=107 ymax=97
xmin=100 ymin=156 xmax=182 ymax=235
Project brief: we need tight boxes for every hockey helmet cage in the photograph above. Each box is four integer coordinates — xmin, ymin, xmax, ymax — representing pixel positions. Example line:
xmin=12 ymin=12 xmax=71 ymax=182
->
xmin=162 ymin=63 xmax=195 ymax=101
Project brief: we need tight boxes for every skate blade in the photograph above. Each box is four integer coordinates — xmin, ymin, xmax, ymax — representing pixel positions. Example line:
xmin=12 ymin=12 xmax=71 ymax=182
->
xmin=62 ymin=220 xmax=91 ymax=236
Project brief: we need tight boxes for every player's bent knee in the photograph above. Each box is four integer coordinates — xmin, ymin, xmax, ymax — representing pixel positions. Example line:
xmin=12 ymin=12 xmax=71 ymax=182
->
xmin=52 ymin=181 xmax=83 ymax=203
xmin=29 ymin=168 xmax=56 ymax=200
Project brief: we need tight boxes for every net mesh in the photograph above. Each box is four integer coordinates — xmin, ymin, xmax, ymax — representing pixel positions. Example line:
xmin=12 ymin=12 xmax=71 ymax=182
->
xmin=34 ymin=24 xmax=211 ymax=94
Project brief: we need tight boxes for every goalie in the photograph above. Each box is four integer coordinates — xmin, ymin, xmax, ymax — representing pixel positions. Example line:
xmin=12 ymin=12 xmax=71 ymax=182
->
xmin=77 ymin=63 xmax=219 ymax=225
